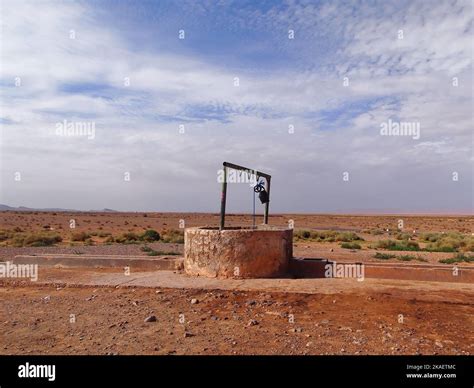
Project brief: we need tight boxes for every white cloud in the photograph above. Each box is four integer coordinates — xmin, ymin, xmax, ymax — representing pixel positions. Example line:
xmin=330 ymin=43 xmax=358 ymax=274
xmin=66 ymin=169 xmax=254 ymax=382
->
xmin=0 ymin=0 xmax=472 ymax=212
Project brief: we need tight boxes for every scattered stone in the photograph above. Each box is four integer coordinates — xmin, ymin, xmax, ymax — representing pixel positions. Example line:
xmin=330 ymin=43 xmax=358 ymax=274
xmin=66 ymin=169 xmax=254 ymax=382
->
xmin=246 ymin=300 xmax=257 ymax=307
xmin=184 ymin=332 xmax=194 ymax=338
xmin=144 ymin=315 xmax=157 ymax=323
xmin=435 ymin=341 xmax=444 ymax=348
xmin=339 ymin=326 xmax=352 ymax=332
xmin=247 ymin=319 xmax=259 ymax=326
xmin=191 ymin=298 xmax=199 ymax=305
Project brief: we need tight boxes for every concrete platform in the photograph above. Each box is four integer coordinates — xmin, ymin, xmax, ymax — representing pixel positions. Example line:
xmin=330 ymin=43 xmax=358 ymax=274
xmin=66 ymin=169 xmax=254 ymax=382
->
xmin=289 ymin=257 xmax=474 ymax=283
xmin=10 ymin=254 xmax=183 ymax=271
xmin=8 ymin=254 xmax=474 ymax=283
xmin=19 ymin=268 xmax=474 ymax=303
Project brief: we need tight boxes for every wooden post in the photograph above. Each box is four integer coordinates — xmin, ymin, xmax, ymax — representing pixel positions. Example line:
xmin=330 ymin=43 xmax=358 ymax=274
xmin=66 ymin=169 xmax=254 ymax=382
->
xmin=219 ymin=165 xmax=227 ymax=230
xmin=264 ymin=177 xmax=271 ymax=224
xmin=220 ymin=162 xmax=271 ymax=229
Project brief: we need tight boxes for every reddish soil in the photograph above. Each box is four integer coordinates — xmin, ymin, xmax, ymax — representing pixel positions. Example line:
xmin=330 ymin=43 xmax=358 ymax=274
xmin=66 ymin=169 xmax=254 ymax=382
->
xmin=0 ymin=212 xmax=472 ymax=355
xmin=1 ymin=212 xmax=472 ymax=238
xmin=0 ymin=281 xmax=472 ymax=355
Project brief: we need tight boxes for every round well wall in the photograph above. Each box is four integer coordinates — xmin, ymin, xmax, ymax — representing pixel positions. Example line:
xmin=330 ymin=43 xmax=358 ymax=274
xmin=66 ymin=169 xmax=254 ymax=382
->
xmin=184 ymin=226 xmax=293 ymax=278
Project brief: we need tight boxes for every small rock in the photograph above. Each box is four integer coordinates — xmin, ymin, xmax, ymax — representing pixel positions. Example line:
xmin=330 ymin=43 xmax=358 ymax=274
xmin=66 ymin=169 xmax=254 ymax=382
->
xmin=184 ymin=332 xmax=194 ymax=338
xmin=435 ymin=341 xmax=444 ymax=348
xmin=246 ymin=300 xmax=257 ymax=307
xmin=144 ymin=315 xmax=157 ymax=323
xmin=191 ymin=298 xmax=199 ymax=305
xmin=247 ymin=319 xmax=259 ymax=326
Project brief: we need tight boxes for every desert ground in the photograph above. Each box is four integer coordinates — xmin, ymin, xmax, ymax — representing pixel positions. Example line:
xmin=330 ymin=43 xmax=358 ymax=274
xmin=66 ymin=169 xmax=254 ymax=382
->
xmin=0 ymin=211 xmax=473 ymax=355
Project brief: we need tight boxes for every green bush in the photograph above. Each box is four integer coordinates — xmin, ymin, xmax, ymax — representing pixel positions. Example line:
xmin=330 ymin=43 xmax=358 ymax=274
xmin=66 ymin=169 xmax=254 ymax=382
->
xmin=140 ymin=229 xmax=160 ymax=242
xmin=395 ymin=232 xmax=411 ymax=240
xmin=420 ymin=232 xmax=473 ymax=253
xmin=17 ymin=233 xmax=63 ymax=247
xmin=374 ymin=252 xmax=395 ymax=260
xmin=371 ymin=239 xmax=420 ymax=251
xmin=160 ymin=229 xmax=184 ymax=244
xmin=439 ymin=253 xmax=474 ymax=264
xmin=340 ymin=242 xmax=361 ymax=249
xmin=294 ymin=230 xmax=363 ymax=243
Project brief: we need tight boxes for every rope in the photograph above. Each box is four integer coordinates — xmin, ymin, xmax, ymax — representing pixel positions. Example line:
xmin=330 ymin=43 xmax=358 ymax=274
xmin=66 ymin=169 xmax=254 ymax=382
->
xmin=252 ymin=184 xmax=256 ymax=228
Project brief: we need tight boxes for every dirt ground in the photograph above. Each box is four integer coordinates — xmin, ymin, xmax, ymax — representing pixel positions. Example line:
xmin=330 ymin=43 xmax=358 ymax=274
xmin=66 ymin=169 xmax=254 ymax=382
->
xmin=0 ymin=279 xmax=473 ymax=355
xmin=0 ymin=212 xmax=473 ymax=355
xmin=1 ymin=211 xmax=472 ymax=265
xmin=1 ymin=211 xmax=472 ymax=236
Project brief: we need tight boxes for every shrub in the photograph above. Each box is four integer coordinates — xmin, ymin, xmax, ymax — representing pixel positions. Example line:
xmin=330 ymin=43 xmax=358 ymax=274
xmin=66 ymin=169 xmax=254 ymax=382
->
xmin=70 ymin=231 xmax=91 ymax=242
xmin=419 ymin=232 xmax=442 ymax=242
xmin=371 ymin=239 xmax=420 ymax=251
xmin=395 ymin=232 xmax=411 ymax=240
xmin=140 ymin=245 xmax=179 ymax=256
xmin=420 ymin=232 xmax=473 ymax=253
xmin=294 ymin=230 xmax=363 ymax=242
xmin=374 ymin=252 xmax=395 ymax=260
xmin=161 ymin=229 xmax=184 ymax=244
xmin=340 ymin=242 xmax=361 ymax=249
xmin=0 ymin=230 xmax=13 ymax=242
xmin=114 ymin=232 xmax=140 ymax=244
xmin=140 ymin=229 xmax=160 ymax=242
xmin=439 ymin=253 xmax=474 ymax=264
xmin=336 ymin=232 xmax=363 ymax=242
xmin=370 ymin=229 xmax=384 ymax=235
xmin=20 ymin=233 xmax=62 ymax=247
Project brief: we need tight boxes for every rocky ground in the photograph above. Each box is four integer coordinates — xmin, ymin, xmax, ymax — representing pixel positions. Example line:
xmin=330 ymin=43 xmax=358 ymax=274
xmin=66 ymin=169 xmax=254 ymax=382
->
xmin=0 ymin=280 xmax=472 ymax=355
xmin=1 ymin=212 xmax=472 ymax=355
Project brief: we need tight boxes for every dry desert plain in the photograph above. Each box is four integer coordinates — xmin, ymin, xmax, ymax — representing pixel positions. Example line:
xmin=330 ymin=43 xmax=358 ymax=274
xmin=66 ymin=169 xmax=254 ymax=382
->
xmin=0 ymin=211 xmax=473 ymax=355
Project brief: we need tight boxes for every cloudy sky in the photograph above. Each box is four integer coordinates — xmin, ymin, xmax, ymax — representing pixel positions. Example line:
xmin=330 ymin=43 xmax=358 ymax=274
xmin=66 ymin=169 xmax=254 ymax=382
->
xmin=0 ymin=0 xmax=472 ymax=213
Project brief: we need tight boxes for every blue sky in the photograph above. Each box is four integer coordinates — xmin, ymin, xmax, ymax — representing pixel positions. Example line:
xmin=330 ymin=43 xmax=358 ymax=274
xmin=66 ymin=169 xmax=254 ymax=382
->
xmin=0 ymin=0 xmax=472 ymax=213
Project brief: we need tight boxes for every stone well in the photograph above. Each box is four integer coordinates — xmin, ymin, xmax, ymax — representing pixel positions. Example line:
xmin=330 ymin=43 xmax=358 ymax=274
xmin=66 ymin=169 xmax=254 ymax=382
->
xmin=184 ymin=226 xmax=293 ymax=278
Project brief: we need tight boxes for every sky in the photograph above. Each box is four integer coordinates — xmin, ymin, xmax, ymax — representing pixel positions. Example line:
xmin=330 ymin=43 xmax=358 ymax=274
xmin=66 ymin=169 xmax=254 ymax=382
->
xmin=0 ymin=0 xmax=472 ymax=213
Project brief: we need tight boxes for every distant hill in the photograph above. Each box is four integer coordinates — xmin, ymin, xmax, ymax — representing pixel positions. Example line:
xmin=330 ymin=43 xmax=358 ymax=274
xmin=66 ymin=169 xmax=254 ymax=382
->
xmin=0 ymin=204 xmax=117 ymax=212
